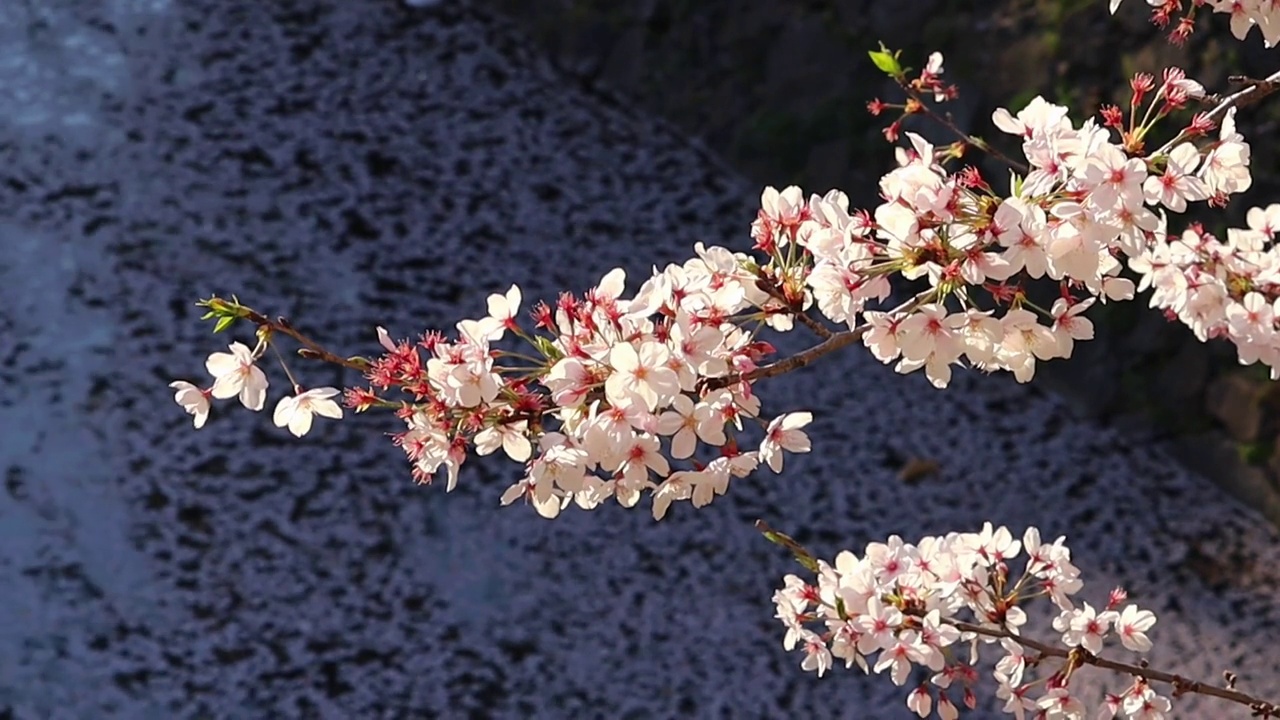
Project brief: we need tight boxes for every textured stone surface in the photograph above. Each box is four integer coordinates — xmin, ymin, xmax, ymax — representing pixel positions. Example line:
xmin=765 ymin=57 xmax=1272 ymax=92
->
xmin=0 ymin=1 xmax=1279 ymax=718
xmin=1206 ymin=374 xmax=1268 ymax=442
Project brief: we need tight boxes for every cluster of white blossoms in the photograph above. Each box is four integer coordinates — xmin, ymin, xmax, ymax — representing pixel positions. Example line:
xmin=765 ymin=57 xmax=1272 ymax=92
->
xmin=169 ymin=7 xmax=1280 ymax=715
xmin=781 ymin=65 xmax=1266 ymax=389
xmin=1132 ymin=204 xmax=1280 ymax=374
xmin=174 ymin=249 xmax=823 ymax=521
xmin=1110 ymin=0 xmax=1280 ymax=47
xmin=354 ymin=255 xmax=815 ymax=520
xmin=170 ymin=339 xmax=343 ymax=437
xmin=774 ymin=525 xmax=1167 ymax=719
xmin=174 ymin=59 xmax=1277 ymax=527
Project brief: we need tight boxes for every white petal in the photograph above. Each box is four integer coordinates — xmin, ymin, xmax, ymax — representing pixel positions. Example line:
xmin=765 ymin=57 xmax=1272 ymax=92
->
xmin=245 ymin=369 xmax=269 ymax=409
xmin=532 ymin=492 xmax=561 ymax=519
xmin=240 ymin=379 xmax=267 ymax=412
xmin=204 ymin=352 xmax=239 ymax=378
xmin=309 ymin=397 xmax=344 ymax=420
xmin=210 ymin=374 xmax=242 ymax=400
xmin=376 ymin=326 xmax=397 ymax=352
xmin=288 ymin=408 xmax=314 ymax=437
xmin=504 ymin=433 xmax=531 ymax=462
xmin=273 ymin=396 xmax=296 ymax=427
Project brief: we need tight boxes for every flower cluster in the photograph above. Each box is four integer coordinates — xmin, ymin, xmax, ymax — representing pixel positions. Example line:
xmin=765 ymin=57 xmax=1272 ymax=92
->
xmin=173 ymin=59 xmax=1267 ymax=520
xmin=1131 ymin=203 xmax=1280 ymax=374
xmin=170 ymin=339 xmax=343 ymax=438
xmin=773 ymin=525 xmax=1167 ymax=719
xmin=354 ymin=258 xmax=816 ymax=519
xmin=802 ymin=69 xmax=1252 ymax=389
xmin=1111 ymin=0 xmax=1280 ymax=46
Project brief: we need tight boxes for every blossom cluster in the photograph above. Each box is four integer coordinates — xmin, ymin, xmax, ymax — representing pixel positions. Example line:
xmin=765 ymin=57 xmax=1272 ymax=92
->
xmin=355 ymin=261 xmax=815 ymax=520
xmin=172 ymin=59 xmax=1273 ymax=521
xmin=1110 ymin=0 xmax=1280 ymax=46
xmin=169 ymin=339 xmax=343 ymax=436
xmin=175 ymin=250 xmax=823 ymax=520
xmin=1132 ymin=204 xmax=1280 ymax=374
xmin=802 ymin=71 xmax=1254 ymax=390
xmin=773 ymin=525 xmax=1166 ymax=719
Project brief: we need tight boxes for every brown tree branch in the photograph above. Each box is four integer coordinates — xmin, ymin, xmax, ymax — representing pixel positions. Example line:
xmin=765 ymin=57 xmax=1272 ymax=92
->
xmin=944 ymin=618 xmax=1278 ymax=716
xmin=703 ymin=292 xmax=930 ymax=392
xmin=243 ymin=309 xmax=369 ymax=373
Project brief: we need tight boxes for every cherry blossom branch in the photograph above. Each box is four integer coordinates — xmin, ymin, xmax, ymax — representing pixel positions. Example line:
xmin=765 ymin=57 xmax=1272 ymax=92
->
xmin=942 ymin=617 xmax=1279 ymax=715
xmin=202 ymin=297 xmax=368 ymax=373
xmin=705 ymin=292 xmax=930 ymax=391
xmin=901 ymin=85 xmax=1031 ymax=175
xmin=1201 ymin=72 xmax=1280 ymax=112
xmin=765 ymin=520 xmax=1280 ymax=718
xmin=1155 ymin=68 xmax=1280 ymax=156
xmin=792 ymin=309 xmax=835 ymax=339
xmin=169 ymin=11 xmax=1280 ymax=718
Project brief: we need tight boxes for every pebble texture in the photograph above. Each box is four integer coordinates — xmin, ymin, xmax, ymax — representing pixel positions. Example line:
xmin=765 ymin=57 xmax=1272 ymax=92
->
xmin=0 ymin=1 xmax=1277 ymax=718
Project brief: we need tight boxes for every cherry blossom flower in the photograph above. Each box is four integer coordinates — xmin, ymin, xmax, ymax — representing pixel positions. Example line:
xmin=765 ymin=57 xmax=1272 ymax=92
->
xmin=1115 ymin=605 xmax=1156 ymax=653
xmin=1123 ymin=685 xmax=1171 ymax=720
xmin=1055 ymin=602 xmax=1116 ymax=654
xmin=169 ymin=381 xmax=211 ymax=429
xmin=1037 ymin=688 xmax=1086 ymax=719
xmin=474 ymin=419 xmax=532 ymax=462
xmin=1200 ymin=109 xmax=1252 ymax=196
xmin=651 ymin=470 xmax=697 ymax=521
xmin=759 ymin=411 xmax=813 ymax=473
xmin=605 ymin=340 xmax=680 ymax=412
xmin=458 ymin=284 xmax=521 ymax=342
xmin=1143 ymin=143 xmax=1207 ymax=212
xmin=753 ymin=187 xmax=806 ymax=250
xmin=500 ymin=475 xmax=563 ymax=519
xmin=206 ymin=342 xmax=269 ymax=411
xmin=656 ymin=394 xmax=725 ymax=458
xmin=273 ymin=387 xmax=344 ymax=437
xmin=799 ymin=630 xmax=833 ymax=677
xmin=907 ymin=684 xmax=932 ymax=718
xmin=1050 ymin=297 xmax=1095 ymax=358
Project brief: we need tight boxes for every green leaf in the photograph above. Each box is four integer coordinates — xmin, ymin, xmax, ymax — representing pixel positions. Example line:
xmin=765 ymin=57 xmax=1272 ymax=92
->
xmin=213 ymin=315 xmax=236 ymax=333
xmin=867 ymin=44 xmax=903 ymax=78
xmin=531 ymin=335 xmax=563 ymax=362
xmin=755 ymin=520 xmax=819 ymax=573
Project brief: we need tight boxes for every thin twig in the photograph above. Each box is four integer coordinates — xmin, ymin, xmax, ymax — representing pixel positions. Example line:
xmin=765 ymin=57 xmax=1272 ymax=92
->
xmin=244 ymin=309 xmax=368 ymax=373
xmin=902 ymin=87 xmax=1031 ymax=174
xmin=704 ymin=292 xmax=930 ymax=391
xmin=755 ymin=277 xmax=835 ymax=340
xmin=793 ymin=310 xmax=836 ymax=339
xmin=1156 ymin=68 xmax=1280 ymax=157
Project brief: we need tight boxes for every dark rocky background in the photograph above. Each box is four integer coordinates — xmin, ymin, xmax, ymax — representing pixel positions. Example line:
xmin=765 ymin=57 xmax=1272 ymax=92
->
xmin=484 ymin=0 xmax=1280 ymax=524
